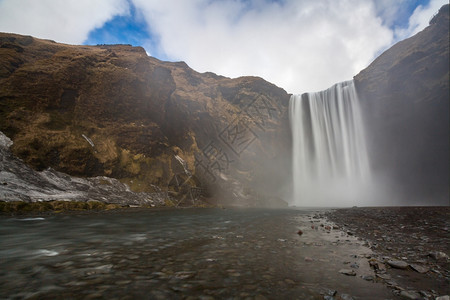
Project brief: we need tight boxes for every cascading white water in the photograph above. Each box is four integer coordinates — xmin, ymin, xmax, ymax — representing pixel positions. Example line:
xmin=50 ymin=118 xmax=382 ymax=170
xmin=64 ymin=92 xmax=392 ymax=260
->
xmin=289 ymin=80 xmax=371 ymax=207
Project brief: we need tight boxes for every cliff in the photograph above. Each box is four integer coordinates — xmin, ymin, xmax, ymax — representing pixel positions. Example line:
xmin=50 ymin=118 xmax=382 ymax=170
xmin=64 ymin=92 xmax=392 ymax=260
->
xmin=355 ymin=4 xmax=449 ymax=204
xmin=0 ymin=34 xmax=291 ymax=206
xmin=1 ymin=4 xmax=448 ymax=207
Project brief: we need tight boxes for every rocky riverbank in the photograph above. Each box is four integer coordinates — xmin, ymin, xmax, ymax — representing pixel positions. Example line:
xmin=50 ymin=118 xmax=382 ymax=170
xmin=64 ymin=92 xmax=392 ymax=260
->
xmin=325 ymin=207 xmax=450 ymax=299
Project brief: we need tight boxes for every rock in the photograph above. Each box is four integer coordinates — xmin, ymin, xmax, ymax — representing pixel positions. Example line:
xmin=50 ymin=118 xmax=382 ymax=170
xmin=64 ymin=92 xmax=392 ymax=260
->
xmin=0 ymin=32 xmax=291 ymax=208
xmin=174 ymin=271 xmax=196 ymax=280
xmin=399 ymin=290 xmax=421 ymax=299
xmin=0 ymin=131 xmax=13 ymax=148
xmin=355 ymin=4 xmax=450 ymax=203
xmin=428 ymin=251 xmax=449 ymax=260
xmin=284 ymin=279 xmax=295 ymax=285
xmin=85 ymin=293 xmax=103 ymax=299
xmin=339 ymin=269 xmax=356 ymax=276
xmin=387 ymin=260 xmax=409 ymax=269
xmin=409 ymin=264 xmax=429 ymax=274
xmin=340 ymin=294 xmax=354 ymax=300
xmin=350 ymin=262 xmax=359 ymax=269
xmin=368 ymin=259 xmax=386 ymax=272
xmin=419 ymin=290 xmax=432 ymax=298
xmin=436 ymin=296 xmax=450 ymax=300
xmin=361 ymin=275 xmax=374 ymax=281
xmin=376 ymin=274 xmax=391 ymax=280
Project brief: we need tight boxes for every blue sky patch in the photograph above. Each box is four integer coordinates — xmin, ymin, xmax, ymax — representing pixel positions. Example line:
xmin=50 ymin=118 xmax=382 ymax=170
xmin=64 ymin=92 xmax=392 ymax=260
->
xmin=84 ymin=2 xmax=150 ymax=47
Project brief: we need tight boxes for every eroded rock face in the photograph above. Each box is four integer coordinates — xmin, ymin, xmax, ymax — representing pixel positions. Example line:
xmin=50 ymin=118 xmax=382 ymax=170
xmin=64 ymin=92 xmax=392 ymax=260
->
xmin=0 ymin=131 xmax=164 ymax=205
xmin=0 ymin=34 xmax=291 ymax=206
xmin=355 ymin=4 xmax=449 ymax=205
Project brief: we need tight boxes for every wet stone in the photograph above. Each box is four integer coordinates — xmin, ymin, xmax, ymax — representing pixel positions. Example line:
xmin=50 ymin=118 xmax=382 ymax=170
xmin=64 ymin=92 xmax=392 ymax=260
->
xmin=428 ymin=251 xmax=449 ymax=260
xmin=340 ymin=294 xmax=355 ymax=300
xmin=350 ymin=262 xmax=359 ymax=269
xmin=339 ymin=269 xmax=356 ymax=276
xmin=174 ymin=271 xmax=196 ymax=280
xmin=409 ymin=264 xmax=429 ymax=274
xmin=387 ymin=260 xmax=409 ymax=269
xmin=284 ymin=279 xmax=295 ymax=285
xmin=323 ymin=289 xmax=337 ymax=296
xmin=361 ymin=275 xmax=374 ymax=281
xmin=399 ymin=290 xmax=421 ymax=299
xmin=376 ymin=273 xmax=391 ymax=280
xmin=85 ymin=293 xmax=103 ymax=299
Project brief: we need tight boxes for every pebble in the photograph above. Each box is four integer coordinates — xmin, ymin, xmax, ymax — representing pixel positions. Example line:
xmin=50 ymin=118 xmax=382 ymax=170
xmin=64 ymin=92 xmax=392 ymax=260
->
xmin=85 ymin=293 xmax=103 ymax=299
xmin=409 ymin=264 xmax=429 ymax=274
xmin=399 ymin=290 xmax=421 ymax=299
xmin=284 ymin=279 xmax=295 ymax=285
xmin=419 ymin=290 xmax=432 ymax=298
xmin=387 ymin=260 xmax=409 ymax=269
xmin=376 ymin=274 xmax=391 ymax=280
xmin=350 ymin=262 xmax=359 ymax=269
xmin=339 ymin=269 xmax=356 ymax=276
xmin=361 ymin=275 xmax=374 ymax=281
xmin=323 ymin=289 xmax=337 ymax=296
xmin=428 ymin=251 xmax=449 ymax=260
xmin=174 ymin=271 xmax=196 ymax=280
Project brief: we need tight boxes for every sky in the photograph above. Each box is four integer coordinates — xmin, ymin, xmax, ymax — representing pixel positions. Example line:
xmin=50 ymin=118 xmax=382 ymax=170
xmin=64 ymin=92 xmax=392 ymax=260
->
xmin=0 ymin=0 xmax=447 ymax=94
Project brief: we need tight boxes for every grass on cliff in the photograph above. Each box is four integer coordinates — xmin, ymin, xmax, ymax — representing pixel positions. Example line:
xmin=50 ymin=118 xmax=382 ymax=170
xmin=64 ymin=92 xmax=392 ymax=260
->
xmin=0 ymin=200 xmax=122 ymax=214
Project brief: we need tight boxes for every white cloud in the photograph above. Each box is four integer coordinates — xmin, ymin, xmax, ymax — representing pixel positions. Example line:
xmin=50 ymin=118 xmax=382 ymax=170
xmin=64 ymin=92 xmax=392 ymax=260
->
xmin=132 ymin=0 xmax=395 ymax=93
xmin=0 ymin=0 xmax=129 ymax=44
xmin=394 ymin=0 xmax=448 ymax=40
xmin=0 ymin=0 xmax=445 ymax=94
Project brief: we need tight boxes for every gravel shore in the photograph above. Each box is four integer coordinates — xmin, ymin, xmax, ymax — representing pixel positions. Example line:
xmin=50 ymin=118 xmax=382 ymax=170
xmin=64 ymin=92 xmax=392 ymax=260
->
xmin=325 ymin=207 xmax=450 ymax=299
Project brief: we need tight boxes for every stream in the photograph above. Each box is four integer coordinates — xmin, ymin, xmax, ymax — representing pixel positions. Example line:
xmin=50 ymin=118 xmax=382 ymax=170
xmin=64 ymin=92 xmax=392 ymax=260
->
xmin=0 ymin=208 xmax=397 ymax=299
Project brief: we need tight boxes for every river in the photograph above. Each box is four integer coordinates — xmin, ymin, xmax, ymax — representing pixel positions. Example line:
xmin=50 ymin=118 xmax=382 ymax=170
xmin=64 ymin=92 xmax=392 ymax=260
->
xmin=0 ymin=208 xmax=397 ymax=299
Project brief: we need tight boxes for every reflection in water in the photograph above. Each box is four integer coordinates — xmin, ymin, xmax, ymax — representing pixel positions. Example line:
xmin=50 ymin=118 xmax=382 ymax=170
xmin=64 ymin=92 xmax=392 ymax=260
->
xmin=0 ymin=208 xmax=393 ymax=299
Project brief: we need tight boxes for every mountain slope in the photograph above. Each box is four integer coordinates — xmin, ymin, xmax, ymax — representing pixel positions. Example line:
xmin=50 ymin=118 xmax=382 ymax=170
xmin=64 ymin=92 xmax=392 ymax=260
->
xmin=0 ymin=34 xmax=291 ymax=206
xmin=355 ymin=4 xmax=449 ymax=205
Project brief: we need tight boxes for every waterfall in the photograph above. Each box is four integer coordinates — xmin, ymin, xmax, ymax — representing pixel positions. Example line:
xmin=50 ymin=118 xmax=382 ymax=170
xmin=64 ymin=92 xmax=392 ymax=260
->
xmin=289 ymin=80 xmax=371 ymax=207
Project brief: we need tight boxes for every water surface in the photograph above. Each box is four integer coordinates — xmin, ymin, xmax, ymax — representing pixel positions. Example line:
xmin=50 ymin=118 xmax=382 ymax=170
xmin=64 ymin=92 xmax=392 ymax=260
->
xmin=0 ymin=208 xmax=395 ymax=299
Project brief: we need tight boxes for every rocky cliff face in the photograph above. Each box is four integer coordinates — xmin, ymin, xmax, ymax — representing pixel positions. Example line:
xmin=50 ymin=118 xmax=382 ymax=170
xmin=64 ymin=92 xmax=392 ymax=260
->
xmin=0 ymin=34 xmax=291 ymax=206
xmin=1 ymin=4 xmax=448 ymax=207
xmin=355 ymin=4 xmax=449 ymax=205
